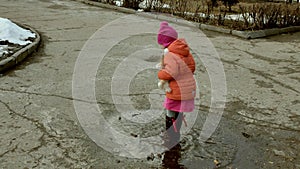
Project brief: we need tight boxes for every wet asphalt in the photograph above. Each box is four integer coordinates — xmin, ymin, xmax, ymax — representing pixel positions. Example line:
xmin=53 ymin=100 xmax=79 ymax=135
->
xmin=0 ymin=0 xmax=299 ymax=168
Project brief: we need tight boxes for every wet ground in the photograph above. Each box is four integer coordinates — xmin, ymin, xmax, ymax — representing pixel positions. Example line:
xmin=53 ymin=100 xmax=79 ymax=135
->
xmin=0 ymin=0 xmax=299 ymax=168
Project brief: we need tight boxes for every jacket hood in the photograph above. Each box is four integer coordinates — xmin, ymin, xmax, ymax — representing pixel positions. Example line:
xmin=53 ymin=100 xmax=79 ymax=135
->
xmin=168 ymin=39 xmax=190 ymax=57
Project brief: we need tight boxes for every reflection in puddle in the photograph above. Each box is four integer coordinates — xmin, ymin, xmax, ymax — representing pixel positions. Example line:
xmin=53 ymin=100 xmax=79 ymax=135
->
xmin=162 ymin=144 xmax=186 ymax=169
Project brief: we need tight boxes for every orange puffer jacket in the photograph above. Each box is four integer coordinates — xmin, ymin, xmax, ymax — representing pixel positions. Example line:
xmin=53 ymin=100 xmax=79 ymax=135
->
xmin=158 ymin=39 xmax=196 ymax=100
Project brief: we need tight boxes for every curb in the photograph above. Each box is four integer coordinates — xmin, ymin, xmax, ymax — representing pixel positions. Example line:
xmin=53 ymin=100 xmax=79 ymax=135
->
xmin=74 ymin=0 xmax=300 ymax=39
xmin=0 ymin=22 xmax=40 ymax=73
xmin=136 ymin=12 xmax=200 ymax=28
xmin=199 ymin=23 xmax=232 ymax=34
xmin=199 ymin=23 xmax=300 ymax=39
xmin=231 ymin=26 xmax=300 ymax=39
xmin=74 ymin=0 xmax=136 ymax=14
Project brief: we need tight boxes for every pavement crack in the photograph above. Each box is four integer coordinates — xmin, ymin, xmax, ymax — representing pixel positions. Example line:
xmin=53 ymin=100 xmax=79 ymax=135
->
xmin=244 ymin=50 xmax=294 ymax=65
xmin=0 ymin=99 xmax=54 ymax=136
xmin=221 ymin=59 xmax=300 ymax=94
xmin=290 ymin=76 xmax=300 ymax=83
xmin=0 ymin=87 xmax=112 ymax=105
xmin=0 ymin=87 xmax=171 ymax=105
xmin=48 ymin=39 xmax=88 ymax=42
xmin=0 ymin=100 xmax=63 ymax=150
xmin=228 ymin=44 xmax=295 ymax=65
xmin=226 ymin=99 xmax=300 ymax=132
xmin=0 ymin=144 xmax=18 ymax=158
xmin=242 ymin=115 xmax=300 ymax=132
xmin=58 ymin=26 xmax=84 ymax=30
xmin=27 ymin=135 xmax=45 ymax=154
xmin=0 ymin=99 xmax=87 ymax=165
xmin=249 ymin=69 xmax=300 ymax=94
xmin=31 ymin=154 xmax=43 ymax=169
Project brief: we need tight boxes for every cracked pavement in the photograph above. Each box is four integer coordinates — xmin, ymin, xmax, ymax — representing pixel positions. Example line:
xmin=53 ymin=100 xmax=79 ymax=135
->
xmin=0 ymin=0 xmax=300 ymax=168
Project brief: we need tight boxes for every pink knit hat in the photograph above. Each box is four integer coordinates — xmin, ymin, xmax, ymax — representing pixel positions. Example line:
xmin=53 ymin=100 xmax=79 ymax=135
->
xmin=157 ymin=21 xmax=178 ymax=48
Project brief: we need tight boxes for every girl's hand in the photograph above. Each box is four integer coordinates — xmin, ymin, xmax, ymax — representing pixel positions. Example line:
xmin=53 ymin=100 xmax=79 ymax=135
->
xmin=158 ymin=81 xmax=164 ymax=89
xmin=165 ymin=86 xmax=171 ymax=93
xmin=156 ymin=62 xmax=162 ymax=69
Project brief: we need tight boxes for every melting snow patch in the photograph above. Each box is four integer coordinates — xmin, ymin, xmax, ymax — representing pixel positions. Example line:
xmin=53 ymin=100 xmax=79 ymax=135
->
xmin=0 ymin=17 xmax=36 ymax=58
xmin=115 ymin=0 xmax=123 ymax=7
xmin=139 ymin=0 xmax=170 ymax=9
xmin=0 ymin=45 xmax=9 ymax=58
xmin=0 ymin=17 xmax=36 ymax=46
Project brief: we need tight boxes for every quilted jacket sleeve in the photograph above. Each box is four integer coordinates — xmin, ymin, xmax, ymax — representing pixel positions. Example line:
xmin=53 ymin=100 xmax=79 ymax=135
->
xmin=158 ymin=53 xmax=179 ymax=80
xmin=189 ymin=53 xmax=196 ymax=74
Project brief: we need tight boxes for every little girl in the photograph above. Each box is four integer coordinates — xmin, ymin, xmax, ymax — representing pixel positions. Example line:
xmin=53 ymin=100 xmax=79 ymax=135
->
xmin=157 ymin=21 xmax=196 ymax=148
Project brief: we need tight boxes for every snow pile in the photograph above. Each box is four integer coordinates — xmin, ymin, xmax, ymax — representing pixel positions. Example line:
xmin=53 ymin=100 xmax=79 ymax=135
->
xmin=139 ymin=0 xmax=169 ymax=9
xmin=0 ymin=17 xmax=36 ymax=58
xmin=139 ymin=0 xmax=154 ymax=9
xmin=0 ymin=45 xmax=8 ymax=57
xmin=115 ymin=0 xmax=123 ymax=7
xmin=0 ymin=18 xmax=35 ymax=46
xmin=114 ymin=0 xmax=169 ymax=9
